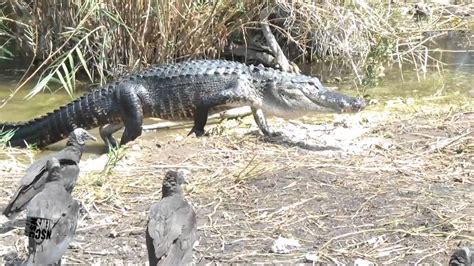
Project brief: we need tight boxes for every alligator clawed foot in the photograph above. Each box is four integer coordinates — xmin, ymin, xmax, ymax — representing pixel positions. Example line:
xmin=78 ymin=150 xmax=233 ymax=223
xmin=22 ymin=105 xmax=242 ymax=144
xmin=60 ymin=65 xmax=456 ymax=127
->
xmin=105 ymin=140 xmax=121 ymax=154
xmin=260 ymin=129 xmax=284 ymax=139
xmin=268 ymin=130 xmax=284 ymax=138
xmin=187 ymin=127 xmax=206 ymax=137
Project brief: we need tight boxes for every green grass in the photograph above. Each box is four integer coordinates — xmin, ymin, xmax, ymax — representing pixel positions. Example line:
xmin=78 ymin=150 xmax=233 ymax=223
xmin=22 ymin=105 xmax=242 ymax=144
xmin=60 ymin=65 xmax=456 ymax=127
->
xmin=0 ymin=129 xmax=15 ymax=147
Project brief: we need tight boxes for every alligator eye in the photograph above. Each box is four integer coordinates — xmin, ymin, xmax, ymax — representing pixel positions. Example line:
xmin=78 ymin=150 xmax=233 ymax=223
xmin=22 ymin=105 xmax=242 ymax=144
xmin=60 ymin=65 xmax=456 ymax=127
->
xmin=278 ymin=90 xmax=290 ymax=99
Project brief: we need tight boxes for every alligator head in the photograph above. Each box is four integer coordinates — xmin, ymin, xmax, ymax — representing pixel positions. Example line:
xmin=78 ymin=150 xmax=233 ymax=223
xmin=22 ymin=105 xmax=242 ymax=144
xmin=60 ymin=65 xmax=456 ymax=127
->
xmin=262 ymin=75 xmax=365 ymax=118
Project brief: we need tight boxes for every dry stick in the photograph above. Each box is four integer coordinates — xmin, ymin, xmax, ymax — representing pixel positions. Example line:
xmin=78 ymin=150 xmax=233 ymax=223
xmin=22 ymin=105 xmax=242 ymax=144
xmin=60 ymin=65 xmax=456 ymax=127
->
xmin=225 ymin=43 xmax=277 ymax=66
xmin=141 ymin=0 xmax=152 ymax=47
xmin=425 ymin=130 xmax=472 ymax=154
xmin=260 ymin=7 xmax=292 ymax=73
xmin=76 ymin=221 xmax=118 ymax=232
xmin=142 ymin=106 xmax=252 ymax=132
xmin=207 ymin=197 xmax=223 ymax=227
xmin=83 ymin=250 xmax=116 ymax=256
xmin=351 ymin=192 xmax=388 ymax=219
xmin=318 ymin=228 xmax=388 ymax=251
xmin=63 ymin=256 xmax=88 ymax=264
xmin=133 ymin=165 xmax=209 ymax=169
xmin=395 ymin=32 xmax=447 ymax=57
xmin=414 ymin=249 xmax=446 ymax=264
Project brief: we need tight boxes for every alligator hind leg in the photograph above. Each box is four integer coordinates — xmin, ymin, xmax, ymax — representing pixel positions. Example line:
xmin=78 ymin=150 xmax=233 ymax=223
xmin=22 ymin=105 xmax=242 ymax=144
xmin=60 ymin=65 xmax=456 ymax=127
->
xmin=121 ymin=124 xmax=143 ymax=146
xmin=188 ymin=106 xmax=209 ymax=137
xmin=118 ymin=88 xmax=144 ymax=146
xmin=99 ymin=123 xmax=123 ymax=150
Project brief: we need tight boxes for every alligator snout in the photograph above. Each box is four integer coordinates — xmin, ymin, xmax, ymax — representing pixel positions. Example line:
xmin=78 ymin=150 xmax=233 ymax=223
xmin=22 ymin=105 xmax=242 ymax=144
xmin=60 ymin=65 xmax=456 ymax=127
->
xmin=310 ymin=89 xmax=366 ymax=113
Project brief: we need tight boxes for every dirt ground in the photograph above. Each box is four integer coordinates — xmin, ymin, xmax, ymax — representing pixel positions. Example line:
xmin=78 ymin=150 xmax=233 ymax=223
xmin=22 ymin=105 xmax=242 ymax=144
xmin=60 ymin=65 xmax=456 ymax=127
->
xmin=0 ymin=108 xmax=472 ymax=264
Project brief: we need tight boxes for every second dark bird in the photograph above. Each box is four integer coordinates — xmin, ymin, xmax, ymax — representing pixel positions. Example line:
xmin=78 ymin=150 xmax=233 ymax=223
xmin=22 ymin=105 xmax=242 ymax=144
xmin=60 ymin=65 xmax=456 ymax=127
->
xmin=146 ymin=170 xmax=198 ymax=266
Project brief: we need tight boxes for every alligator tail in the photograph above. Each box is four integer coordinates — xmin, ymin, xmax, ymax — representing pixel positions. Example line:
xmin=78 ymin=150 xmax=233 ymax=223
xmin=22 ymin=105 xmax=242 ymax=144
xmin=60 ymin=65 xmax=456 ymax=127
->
xmin=1 ymin=86 xmax=118 ymax=148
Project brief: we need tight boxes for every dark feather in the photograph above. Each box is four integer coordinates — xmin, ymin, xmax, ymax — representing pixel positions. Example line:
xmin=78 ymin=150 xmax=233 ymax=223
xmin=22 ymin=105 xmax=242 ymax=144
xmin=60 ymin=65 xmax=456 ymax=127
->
xmin=3 ymin=128 xmax=94 ymax=218
xmin=449 ymin=247 xmax=473 ymax=266
xmin=26 ymin=157 xmax=81 ymax=265
xmin=146 ymin=170 xmax=197 ymax=266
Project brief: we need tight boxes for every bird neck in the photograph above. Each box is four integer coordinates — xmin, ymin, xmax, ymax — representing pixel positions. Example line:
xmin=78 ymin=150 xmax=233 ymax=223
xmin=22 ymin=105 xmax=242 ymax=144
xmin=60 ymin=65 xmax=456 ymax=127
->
xmin=66 ymin=139 xmax=85 ymax=151
xmin=44 ymin=179 xmax=63 ymax=188
xmin=64 ymin=144 xmax=84 ymax=160
xmin=162 ymin=185 xmax=183 ymax=198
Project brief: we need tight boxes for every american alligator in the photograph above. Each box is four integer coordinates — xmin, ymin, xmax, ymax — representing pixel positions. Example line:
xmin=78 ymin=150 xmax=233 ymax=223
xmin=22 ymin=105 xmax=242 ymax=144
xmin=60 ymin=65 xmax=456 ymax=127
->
xmin=1 ymin=60 xmax=365 ymax=149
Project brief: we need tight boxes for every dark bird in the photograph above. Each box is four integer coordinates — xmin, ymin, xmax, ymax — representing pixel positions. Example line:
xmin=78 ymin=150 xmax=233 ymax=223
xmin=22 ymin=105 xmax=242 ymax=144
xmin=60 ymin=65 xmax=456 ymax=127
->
xmin=449 ymin=247 xmax=473 ymax=266
xmin=26 ymin=157 xmax=81 ymax=265
xmin=146 ymin=170 xmax=197 ymax=266
xmin=3 ymin=128 xmax=95 ymax=218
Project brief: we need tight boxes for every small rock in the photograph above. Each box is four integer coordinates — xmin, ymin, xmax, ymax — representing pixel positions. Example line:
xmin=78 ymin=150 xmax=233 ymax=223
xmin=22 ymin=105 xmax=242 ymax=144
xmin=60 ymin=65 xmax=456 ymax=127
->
xmin=131 ymin=144 xmax=141 ymax=151
xmin=413 ymin=3 xmax=432 ymax=17
xmin=270 ymin=236 xmax=301 ymax=254
xmin=109 ymin=229 xmax=118 ymax=238
xmin=102 ymin=216 xmax=114 ymax=224
xmin=305 ymin=253 xmax=320 ymax=262
xmin=367 ymin=235 xmax=385 ymax=248
xmin=175 ymin=136 xmax=184 ymax=142
xmin=368 ymin=98 xmax=378 ymax=105
xmin=80 ymin=155 xmax=109 ymax=172
xmin=354 ymin=258 xmax=374 ymax=266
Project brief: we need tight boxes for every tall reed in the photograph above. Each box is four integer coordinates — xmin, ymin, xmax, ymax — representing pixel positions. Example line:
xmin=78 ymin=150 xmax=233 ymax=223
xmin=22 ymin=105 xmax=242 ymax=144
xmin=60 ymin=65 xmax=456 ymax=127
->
xmin=0 ymin=0 xmax=470 ymax=103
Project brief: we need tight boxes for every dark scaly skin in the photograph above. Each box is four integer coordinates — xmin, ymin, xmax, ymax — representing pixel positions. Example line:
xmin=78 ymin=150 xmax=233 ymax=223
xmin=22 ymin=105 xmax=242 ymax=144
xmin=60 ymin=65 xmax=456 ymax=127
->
xmin=0 ymin=60 xmax=366 ymax=149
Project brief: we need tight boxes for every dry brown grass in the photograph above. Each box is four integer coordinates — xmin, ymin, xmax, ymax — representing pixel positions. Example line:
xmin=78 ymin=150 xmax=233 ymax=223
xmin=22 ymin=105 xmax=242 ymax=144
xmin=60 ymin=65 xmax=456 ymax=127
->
xmin=0 ymin=107 xmax=471 ymax=264
xmin=0 ymin=1 xmax=471 ymax=103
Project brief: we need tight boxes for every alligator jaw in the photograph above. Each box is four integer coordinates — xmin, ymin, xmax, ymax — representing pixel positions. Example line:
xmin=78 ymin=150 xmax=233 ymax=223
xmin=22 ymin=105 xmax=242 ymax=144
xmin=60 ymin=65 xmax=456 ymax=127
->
xmin=282 ymin=77 xmax=366 ymax=114
xmin=313 ymin=89 xmax=366 ymax=113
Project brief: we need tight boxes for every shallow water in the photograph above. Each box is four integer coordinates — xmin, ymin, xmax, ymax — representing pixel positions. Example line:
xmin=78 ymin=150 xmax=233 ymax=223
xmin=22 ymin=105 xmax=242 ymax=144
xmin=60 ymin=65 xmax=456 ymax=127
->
xmin=0 ymin=62 xmax=471 ymax=121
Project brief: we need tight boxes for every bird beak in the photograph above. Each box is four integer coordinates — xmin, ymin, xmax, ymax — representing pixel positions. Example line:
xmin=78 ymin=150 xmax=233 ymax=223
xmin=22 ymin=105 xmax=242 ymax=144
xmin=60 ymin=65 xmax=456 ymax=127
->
xmin=178 ymin=169 xmax=191 ymax=184
xmin=86 ymin=132 xmax=97 ymax=142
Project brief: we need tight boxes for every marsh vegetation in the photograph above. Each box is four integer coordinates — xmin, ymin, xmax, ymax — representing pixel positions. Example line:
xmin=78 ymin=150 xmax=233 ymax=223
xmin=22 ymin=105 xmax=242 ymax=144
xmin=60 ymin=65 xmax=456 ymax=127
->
xmin=0 ymin=1 xmax=472 ymax=264
xmin=0 ymin=1 xmax=471 ymax=99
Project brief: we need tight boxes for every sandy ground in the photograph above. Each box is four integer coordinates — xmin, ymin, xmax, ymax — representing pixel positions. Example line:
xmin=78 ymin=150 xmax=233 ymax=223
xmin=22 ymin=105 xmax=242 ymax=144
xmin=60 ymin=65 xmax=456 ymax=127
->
xmin=0 ymin=108 xmax=472 ymax=264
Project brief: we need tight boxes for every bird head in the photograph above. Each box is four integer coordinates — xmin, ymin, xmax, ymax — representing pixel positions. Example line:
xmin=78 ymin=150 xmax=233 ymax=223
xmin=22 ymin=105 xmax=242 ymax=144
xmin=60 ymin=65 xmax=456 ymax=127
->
xmin=67 ymin=128 xmax=97 ymax=147
xmin=162 ymin=170 xmax=190 ymax=197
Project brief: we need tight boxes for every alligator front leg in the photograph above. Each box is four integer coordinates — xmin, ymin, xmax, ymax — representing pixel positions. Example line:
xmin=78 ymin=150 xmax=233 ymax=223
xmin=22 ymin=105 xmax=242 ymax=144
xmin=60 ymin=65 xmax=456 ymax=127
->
xmin=252 ymin=107 xmax=334 ymax=151
xmin=251 ymin=107 xmax=281 ymax=137
xmin=99 ymin=123 xmax=123 ymax=150
xmin=188 ymin=106 xmax=209 ymax=137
